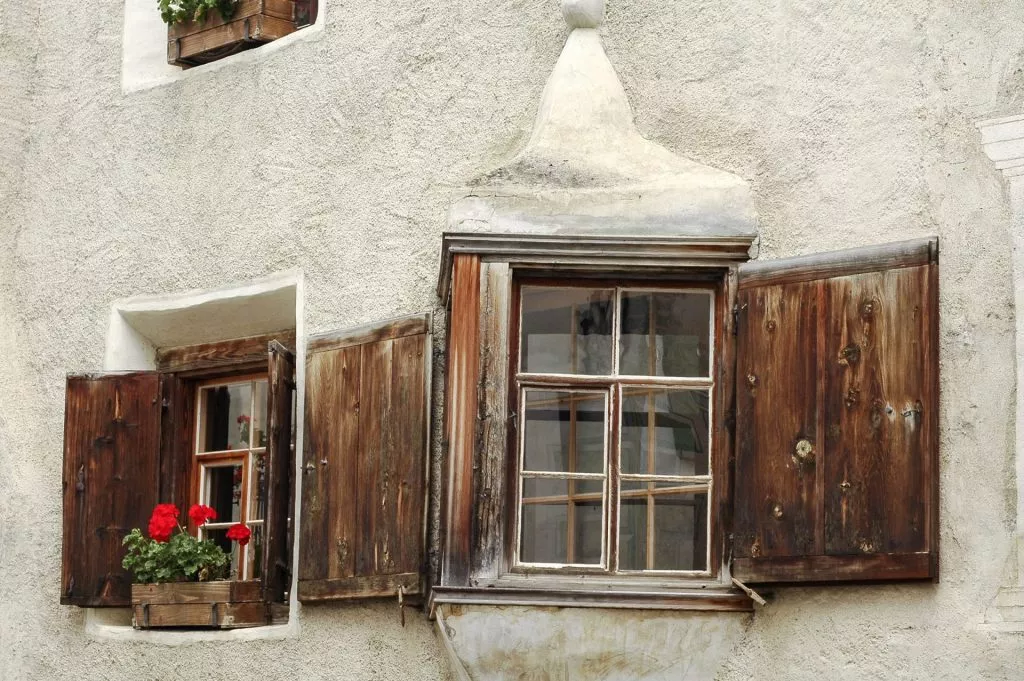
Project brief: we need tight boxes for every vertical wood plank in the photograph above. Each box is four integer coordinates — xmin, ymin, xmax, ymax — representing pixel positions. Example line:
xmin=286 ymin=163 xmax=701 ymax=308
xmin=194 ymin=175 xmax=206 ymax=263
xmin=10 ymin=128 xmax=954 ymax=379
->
xmin=62 ymin=373 xmax=162 ymax=607
xmin=391 ymin=333 xmax=428 ymax=576
xmin=299 ymin=345 xmax=361 ymax=585
xmin=733 ymin=280 xmax=820 ymax=561
xmin=442 ymin=254 xmax=482 ymax=586
xmin=471 ymin=262 xmax=511 ymax=579
xmin=357 ymin=339 xmax=394 ymax=577
xmin=822 ymin=266 xmax=931 ymax=556
xmin=159 ymin=374 xmax=194 ymax=516
xmin=263 ymin=342 xmax=295 ymax=607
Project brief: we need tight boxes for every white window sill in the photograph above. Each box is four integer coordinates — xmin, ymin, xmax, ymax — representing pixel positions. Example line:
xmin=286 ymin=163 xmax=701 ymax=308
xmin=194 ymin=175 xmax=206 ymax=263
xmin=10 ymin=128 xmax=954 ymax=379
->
xmin=85 ymin=608 xmax=299 ymax=645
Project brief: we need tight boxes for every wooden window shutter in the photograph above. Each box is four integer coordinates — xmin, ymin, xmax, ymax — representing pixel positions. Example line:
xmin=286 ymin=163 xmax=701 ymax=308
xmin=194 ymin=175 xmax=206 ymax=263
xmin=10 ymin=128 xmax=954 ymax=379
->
xmin=61 ymin=373 xmax=163 ymax=606
xmin=732 ymin=238 xmax=939 ymax=583
xmin=262 ymin=341 xmax=295 ymax=607
xmin=298 ymin=313 xmax=431 ymax=601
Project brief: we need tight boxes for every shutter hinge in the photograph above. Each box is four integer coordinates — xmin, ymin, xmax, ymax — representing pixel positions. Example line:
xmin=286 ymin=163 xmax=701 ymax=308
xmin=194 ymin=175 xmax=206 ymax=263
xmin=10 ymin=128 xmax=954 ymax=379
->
xmin=731 ymin=304 xmax=740 ymax=336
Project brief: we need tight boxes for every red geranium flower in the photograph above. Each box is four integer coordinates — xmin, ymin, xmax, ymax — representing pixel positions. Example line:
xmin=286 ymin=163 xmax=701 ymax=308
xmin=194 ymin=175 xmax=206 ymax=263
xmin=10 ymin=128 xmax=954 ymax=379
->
xmin=237 ymin=414 xmax=251 ymax=424
xmin=188 ymin=504 xmax=217 ymax=526
xmin=226 ymin=523 xmax=251 ymax=547
xmin=147 ymin=504 xmax=179 ymax=542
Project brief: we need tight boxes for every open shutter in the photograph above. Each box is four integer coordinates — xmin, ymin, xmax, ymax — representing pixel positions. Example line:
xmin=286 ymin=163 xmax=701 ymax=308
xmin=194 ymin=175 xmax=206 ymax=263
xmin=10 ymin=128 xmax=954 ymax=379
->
xmin=62 ymin=373 xmax=162 ymax=606
xmin=262 ymin=341 xmax=295 ymax=608
xmin=298 ymin=313 xmax=431 ymax=601
xmin=732 ymin=238 xmax=939 ymax=583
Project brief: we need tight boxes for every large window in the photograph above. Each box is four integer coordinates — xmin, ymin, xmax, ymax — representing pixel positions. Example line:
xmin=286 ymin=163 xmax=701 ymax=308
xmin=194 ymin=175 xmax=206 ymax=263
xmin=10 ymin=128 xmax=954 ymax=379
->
xmin=514 ymin=283 xmax=714 ymax=574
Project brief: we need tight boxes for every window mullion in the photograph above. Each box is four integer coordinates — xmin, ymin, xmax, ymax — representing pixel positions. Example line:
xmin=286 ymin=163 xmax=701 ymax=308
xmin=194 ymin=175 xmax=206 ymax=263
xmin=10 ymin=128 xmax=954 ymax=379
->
xmin=608 ymin=383 xmax=619 ymax=573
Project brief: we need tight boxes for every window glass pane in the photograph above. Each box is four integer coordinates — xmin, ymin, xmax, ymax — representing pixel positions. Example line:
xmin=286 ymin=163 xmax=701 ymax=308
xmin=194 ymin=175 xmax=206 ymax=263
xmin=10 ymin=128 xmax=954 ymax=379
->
xmin=203 ymin=527 xmax=240 ymax=578
xmin=618 ymin=491 xmax=708 ymax=571
xmin=521 ymin=287 xmax=613 ymax=375
xmin=523 ymin=391 xmax=605 ymax=473
xmin=521 ymin=478 xmax=603 ymax=565
xmin=252 ymin=380 xmax=268 ymax=448
xmin=620 ymin=389 xmax=709 ymax=476
xmin=204 ymin=463 xmax=243 ymax=523
xmin=200 ymin=383 xmax=253 ymax=452
xmin=618 ymin=498 xmax=647 ymax=571
xmin=654 ymin=491 xmax=707 ymax=571
xmin=619 ymin=291 xmax=711 ymax=377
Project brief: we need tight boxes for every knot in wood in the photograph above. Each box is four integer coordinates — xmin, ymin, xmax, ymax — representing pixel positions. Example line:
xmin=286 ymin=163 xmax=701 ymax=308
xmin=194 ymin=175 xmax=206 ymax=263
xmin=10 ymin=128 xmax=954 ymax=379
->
xmin=793 ymin=439 xmax=815 ymax=464
xmin=747 ymin=374 xmax=758 ymax=388
xmin=766 ymin=319 xmax=777 ymax=332
xmin=838 ymin=344 xmax=860 ymax=366
xmin=860 ymin=299 xmax=876 ymax=319
xmin=772 ymin=503 xmax=784 ymax=520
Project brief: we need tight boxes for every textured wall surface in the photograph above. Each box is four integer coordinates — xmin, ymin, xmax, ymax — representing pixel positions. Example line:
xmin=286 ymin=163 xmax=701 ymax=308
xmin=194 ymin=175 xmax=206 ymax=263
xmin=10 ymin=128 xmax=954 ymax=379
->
xmin=2 ymin=0 xmax=1024 ymax=679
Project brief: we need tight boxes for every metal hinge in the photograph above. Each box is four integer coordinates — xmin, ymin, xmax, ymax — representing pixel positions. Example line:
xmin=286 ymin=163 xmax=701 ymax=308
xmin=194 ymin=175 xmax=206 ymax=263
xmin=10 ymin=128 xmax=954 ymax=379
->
xmin=732 ymin=304 xmax=740 ymax=336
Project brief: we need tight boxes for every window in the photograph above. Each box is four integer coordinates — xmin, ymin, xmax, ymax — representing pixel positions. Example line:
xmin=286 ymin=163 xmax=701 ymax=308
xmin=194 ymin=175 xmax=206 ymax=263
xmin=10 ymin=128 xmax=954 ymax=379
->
xmin=433 ymin=235 xmax=940 ymax=613
xmin=514 ymin=284 xmax=715 ymax=574
xmin=195 ymin=375 xmax=270 ymax=581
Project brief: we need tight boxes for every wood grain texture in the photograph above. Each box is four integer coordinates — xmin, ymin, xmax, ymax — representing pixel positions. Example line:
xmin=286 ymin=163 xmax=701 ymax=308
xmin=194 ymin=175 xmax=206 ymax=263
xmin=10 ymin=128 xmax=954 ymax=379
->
xmin=168 ymin=0 xmax=295 ymax=39
xmin=62 ymin=373 xmax=162 ymax=607
xmin=159 ymin=374 xmax=194 ymax=515
xmin=156 ymin=331 xmax=295 ymax=375
xmin=168 ymin=14 xmax=297 ymax=66
xmin=297 ymin=573 xmax=420 ymax=601
xmin=737 ymin=237 xmax=937 ymax=290
xmin=132 ymin=601 xmax=268 ymax=629
xmin=131 ymin=580 xmax=262 ymax=604
xmin=262 ymin=342 xmax=295 ymax=606
xmin=441 ymin=255 xmax=482 ymax=586
xmin=298 ymin=313 xmax=430 ymax=601
xmin=471 ymin=262 xmax=511 ymax=580
xmin=733 ymin=240 xmax=939 ymax=584
xmin=822 ymin=266 xmax=933 ymax=557
xmin=733 ymin=280 xmax=820 ymax=561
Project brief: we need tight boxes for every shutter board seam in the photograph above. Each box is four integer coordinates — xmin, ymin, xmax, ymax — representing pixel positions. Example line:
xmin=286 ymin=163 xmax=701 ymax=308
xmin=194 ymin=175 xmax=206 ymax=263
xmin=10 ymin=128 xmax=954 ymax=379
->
xmin=738 ymin=237 xmax=938 ymax=289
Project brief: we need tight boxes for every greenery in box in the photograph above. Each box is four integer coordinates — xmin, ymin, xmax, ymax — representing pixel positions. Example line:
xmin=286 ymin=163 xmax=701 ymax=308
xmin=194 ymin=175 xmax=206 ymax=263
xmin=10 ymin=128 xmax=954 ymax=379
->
xmin=158 ymin=0 xmax=237 ymax=26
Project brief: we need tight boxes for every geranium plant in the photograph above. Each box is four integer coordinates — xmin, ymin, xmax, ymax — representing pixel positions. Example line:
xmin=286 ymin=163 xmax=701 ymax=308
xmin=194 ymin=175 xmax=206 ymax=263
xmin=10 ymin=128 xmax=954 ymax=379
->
xmin=122 ymin=503 xmax=250 ymax=584
xmin=158 ymin=0 xmax=237 ymax=25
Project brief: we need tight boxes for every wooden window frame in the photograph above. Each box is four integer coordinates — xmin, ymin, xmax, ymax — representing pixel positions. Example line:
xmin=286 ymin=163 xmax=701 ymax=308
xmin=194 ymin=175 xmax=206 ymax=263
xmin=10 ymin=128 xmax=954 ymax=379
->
xmin=193 ymin=372 xmax=269 ymax=581
xmin=507 ymin=276 xmax=726 ymax=581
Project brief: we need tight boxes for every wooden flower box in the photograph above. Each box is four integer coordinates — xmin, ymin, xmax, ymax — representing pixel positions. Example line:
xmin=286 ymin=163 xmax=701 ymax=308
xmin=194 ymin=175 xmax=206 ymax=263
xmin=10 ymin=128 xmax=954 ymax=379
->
xmin=131 ymin=581 xmax=286 ymax=629
xmin=167 ymin=0 xmax=313 ymax=68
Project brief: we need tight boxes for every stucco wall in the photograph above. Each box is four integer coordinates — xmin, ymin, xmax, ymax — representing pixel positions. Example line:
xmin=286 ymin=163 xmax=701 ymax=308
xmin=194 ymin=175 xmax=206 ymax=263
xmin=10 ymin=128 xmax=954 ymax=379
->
xmin=2 ymin=1 xmax=1024 ymax=679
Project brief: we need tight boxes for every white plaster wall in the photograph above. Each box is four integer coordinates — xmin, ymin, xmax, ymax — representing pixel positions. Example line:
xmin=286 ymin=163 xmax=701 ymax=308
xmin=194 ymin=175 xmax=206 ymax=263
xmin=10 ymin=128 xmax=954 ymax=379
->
xmin=2 ymin=0 xmax=1024 ymax=679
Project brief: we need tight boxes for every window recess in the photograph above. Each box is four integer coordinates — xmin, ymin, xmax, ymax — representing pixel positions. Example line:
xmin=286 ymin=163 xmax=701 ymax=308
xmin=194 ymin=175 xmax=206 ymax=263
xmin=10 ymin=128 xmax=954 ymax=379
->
xmin=60 ymin=333 xmax=296 ymax=619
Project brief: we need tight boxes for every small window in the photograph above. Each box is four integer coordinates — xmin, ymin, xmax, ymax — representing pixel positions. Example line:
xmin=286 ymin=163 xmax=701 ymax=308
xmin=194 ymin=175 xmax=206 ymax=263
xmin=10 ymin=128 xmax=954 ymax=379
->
xmin=195 ymin=374 xmax=269 ymax=580
xmin=514 ymin=284 xmax=715 ymax=575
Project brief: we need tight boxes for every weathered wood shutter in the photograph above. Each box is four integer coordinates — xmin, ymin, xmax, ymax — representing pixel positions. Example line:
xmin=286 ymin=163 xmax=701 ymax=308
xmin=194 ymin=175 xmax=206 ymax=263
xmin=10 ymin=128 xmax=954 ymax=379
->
xmin=298 ymin=313 xmax=431 ymax=601
xmin=262 ymin=341 xmax=295 ymax=607
xmin=732 ymin=238 xmax=939 ymax=583
xmin=62 ymin=373 xmax=163 ymax=606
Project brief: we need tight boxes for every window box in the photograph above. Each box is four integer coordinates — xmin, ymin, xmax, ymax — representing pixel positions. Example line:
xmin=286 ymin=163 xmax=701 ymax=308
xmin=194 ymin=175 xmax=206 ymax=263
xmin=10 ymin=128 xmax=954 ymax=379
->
xmin=131 ymin=581 xmax=285 ymax=629
xmin=167 ymin=0 xmax=312 ymax=68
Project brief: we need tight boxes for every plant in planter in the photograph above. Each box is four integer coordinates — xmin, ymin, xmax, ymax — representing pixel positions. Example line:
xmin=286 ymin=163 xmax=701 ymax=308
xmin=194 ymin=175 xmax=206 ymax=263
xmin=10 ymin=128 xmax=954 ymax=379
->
xmin=161 ymin=0 xmax=313 ymax=68
xmin=123 ymin=504 xmax=263 ymax=629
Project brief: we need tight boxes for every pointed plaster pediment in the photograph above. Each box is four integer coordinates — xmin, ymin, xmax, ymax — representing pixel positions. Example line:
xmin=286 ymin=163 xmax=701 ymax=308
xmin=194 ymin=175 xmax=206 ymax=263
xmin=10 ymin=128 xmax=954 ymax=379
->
xmin=451 ymin=26 xmax=756 ymax=239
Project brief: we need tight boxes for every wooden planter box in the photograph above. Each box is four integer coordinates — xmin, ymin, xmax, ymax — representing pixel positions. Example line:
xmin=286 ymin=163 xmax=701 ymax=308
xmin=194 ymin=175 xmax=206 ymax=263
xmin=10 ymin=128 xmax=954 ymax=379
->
xmin=131 ymin=581 xmax=276 ymax=629
xmin=167 ymin=0 xmax=312 ymax=67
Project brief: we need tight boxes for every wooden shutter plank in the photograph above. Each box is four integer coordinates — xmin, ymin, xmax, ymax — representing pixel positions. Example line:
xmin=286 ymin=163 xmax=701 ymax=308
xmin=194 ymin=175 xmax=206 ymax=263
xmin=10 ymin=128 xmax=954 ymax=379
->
xmin=62 ymin=373 xmax=162 ymax=607
xmin=391 ymin=332 xmax=428 ymax=576
xmin=299 ymin=344 xmax=361 ymax=584
xmin=732 ymin=238 xmax=939 ymax=584
xmin=733 ymin=280 xmax=821 ymax=561
xmin=356 ymin=338 xmax=393 ymax=577
xmin=822 ymin=267 xmax=931 ymax=556
xmin=262 ymin=341 xmax=295 ymax=607
xmin=298 ymin=313 xmax=430 ymax=601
